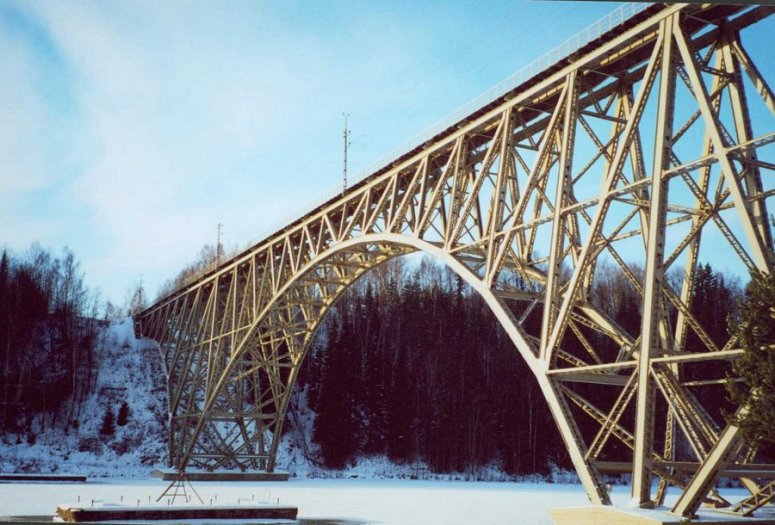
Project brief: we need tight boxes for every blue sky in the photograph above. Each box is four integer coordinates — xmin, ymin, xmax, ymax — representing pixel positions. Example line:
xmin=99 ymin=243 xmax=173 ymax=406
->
xmin=1 ymin=2 xmax=771 ymax=306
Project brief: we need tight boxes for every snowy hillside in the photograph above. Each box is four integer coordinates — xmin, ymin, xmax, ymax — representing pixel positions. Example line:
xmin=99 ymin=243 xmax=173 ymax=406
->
xmin=0 ymin=317 xmax=167 ymax=476
xmin=0 ymin=316 xmax=577 ymax=483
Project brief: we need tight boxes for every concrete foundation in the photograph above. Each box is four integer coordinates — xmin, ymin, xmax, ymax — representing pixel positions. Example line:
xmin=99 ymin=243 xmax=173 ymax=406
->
xmin=550 ymin=506 xmax=775 ymax=525
xmin=150 ymin=469 xmax=290 ymax=482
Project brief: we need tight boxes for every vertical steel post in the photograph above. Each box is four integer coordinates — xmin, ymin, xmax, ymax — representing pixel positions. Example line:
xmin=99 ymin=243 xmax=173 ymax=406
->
xmin=632 ymin=14 xmax=676 ymax=507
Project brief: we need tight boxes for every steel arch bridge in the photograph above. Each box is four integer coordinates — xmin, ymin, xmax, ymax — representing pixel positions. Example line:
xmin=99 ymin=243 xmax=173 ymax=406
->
xmin=136 ymin=4 xmax=775 ymax=518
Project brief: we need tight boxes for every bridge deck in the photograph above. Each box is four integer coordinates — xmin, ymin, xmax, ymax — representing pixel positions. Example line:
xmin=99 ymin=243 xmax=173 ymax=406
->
xmin=135 ymin=2 xmax=774 ymax=519
xmin=143 ymin=3 xmax=766 ymax=313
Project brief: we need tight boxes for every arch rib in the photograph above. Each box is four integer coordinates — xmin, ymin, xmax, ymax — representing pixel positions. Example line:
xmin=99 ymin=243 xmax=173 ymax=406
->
xmin=134 ymin=4 xmax=773 ymax=516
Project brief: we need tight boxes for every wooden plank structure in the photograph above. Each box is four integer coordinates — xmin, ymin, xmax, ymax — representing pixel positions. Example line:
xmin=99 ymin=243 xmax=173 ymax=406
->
xmin=0 ymin=474 xmax=86 ymax=483
xmin=55 ymin=504 xmax=298 ymax=523
xmin=135 ymin=3 xmax=775 ymax=520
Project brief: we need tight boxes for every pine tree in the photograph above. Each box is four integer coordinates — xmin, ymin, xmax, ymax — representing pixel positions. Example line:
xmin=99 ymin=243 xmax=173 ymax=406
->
xmin=313 ymin=317 xmax=359 ymax=468
xmin=685 ymin=264 xmax=741 ymax=424
xmin=129 ymin=281 xmax=146 ymax=316
xmin=117 ymin=401 xmax=131 ymax=426
xmin=361 ymin=283 xmax=388 ymax=455
xmin=386 ymin=345 xmax=415 ymax=462
xmin=727 ymin=270 xmax=775 ymax=444
xmin=0 ymin=250 xmax=8 ymax=309
xmin=0 ymin=249 xmax=9 ymax=428
xmin=99 ymin=407 xmax=115 ymax=437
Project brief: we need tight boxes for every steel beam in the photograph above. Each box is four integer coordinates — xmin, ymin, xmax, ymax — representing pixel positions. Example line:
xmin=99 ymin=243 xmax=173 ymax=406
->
xmin=133 ymin=5 xmax=773 ymax=518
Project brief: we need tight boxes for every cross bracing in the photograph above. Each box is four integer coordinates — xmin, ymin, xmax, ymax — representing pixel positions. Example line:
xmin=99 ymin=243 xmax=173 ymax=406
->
xmin=136 ymin=4 xmax=774 ymax=517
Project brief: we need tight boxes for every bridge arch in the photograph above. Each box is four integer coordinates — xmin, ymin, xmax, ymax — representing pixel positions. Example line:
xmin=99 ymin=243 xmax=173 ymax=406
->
xmin=137 ymin=5 xmax=774 ymax=516
xmin=177 ymin=233 xmax=613 ymax=503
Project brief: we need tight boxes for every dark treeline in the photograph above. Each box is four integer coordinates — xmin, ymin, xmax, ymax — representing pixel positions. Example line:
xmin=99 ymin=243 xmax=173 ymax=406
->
xmin=296 ymin=257 xmax=742 ymax=476
xmin=299 ymin=258 xmax=565 ymax=476
xmin=0 ymin=245 xmax=101 ymax=437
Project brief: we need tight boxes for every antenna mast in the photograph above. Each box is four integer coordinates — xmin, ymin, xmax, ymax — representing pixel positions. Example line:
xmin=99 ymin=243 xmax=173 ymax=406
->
xmin=343 ymin=113 xmax=351 ymax=195
xmin=216 ymin=221 xmax=223 ymax=263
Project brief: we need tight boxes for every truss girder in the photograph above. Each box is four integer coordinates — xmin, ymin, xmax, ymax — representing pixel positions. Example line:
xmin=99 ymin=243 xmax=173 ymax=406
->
xmin=135 ymin=4 xmax=773 ymax=517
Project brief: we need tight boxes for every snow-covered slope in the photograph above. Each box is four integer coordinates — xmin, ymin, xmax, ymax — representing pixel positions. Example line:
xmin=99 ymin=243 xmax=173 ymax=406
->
xmin=0 ymin=317 xmax=578 ymax=483
xmin=0 ymin=317 xmax=167 ymax=476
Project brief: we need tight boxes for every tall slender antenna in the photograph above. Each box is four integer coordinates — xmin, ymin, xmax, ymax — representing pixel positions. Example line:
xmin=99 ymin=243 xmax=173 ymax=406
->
xmin=342 ymin=113 xmax=351 ymax=195
xmin=216 ymin=222 xmax=223 ymax=262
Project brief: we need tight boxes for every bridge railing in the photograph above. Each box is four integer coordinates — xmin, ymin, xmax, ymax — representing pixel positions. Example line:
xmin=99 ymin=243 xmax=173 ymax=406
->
xmin=355 ymin=2 xmax=649 ymax=190
xmin=162 ymin=2 xmax=651 ymax=301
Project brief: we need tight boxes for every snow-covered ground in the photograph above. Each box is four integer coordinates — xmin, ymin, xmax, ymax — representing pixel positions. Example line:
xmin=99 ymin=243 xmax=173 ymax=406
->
xmin=0 ymin=316 xmax=566 ymax=482
xmin=0 ymin=478 xmax=594 ymax=523
xmin=0 ymin=478 xmax=767 ymax=524
xmin=0 ymin=318 xmax=167 ymax=476
xmin=3 ymin=320 xmax=769 ymax=523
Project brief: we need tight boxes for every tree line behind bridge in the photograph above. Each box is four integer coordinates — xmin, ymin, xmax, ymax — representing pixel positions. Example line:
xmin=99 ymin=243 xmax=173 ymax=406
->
xmin=0 ymin=241 xmax=756 ymax=477
xmin=294 ymin=256 xmax=742 ymax=476
xmin=0 ymin=244 xmax=145 ymax=439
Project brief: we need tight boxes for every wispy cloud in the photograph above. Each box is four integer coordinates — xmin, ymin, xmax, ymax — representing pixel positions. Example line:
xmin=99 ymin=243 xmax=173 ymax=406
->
xmin=1 ymin=0 xmax=633 ymax=303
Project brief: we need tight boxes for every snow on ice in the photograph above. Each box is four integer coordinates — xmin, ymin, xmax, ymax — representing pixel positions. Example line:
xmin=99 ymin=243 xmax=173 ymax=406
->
xmin=0 ymin=319 xmax=767 ymax=524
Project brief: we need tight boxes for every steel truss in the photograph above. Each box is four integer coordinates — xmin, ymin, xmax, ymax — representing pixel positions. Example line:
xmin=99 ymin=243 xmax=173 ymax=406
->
xmin=136 ymin=4 xmax=774 ymax=518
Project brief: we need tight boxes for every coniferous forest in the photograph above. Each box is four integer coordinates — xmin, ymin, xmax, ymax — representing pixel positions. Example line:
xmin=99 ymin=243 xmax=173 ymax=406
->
xmin=0 ymin=245 xmax=100 ymax=436
xmin=0 ymin=240 xmax=752 ymax=477
xmin=296 ymin=256 xmax=744 ymax=477
xmin=0 ymin=245 xmax=148 ymax=439
xmin=299 ymin=258 xmax=566 ymax=476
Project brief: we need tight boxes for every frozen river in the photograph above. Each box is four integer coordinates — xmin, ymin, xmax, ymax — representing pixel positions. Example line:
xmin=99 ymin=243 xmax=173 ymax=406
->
xmin=0 ymin=477 xmax=594 ymax=524
xmin=0 ymin=477 xmax=761 ymax=524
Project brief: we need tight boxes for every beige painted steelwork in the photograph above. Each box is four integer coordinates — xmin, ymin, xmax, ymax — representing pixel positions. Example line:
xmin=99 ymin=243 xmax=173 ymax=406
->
xmin=135 ymin=4 xmax=774 ymax=518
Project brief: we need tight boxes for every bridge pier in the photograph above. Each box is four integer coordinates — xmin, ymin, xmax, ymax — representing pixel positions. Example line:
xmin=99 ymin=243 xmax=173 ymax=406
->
xmin=550 ymin=506 xmax=775 ymax=525
xmin=151 ymin=469 xmax=290 ymax=482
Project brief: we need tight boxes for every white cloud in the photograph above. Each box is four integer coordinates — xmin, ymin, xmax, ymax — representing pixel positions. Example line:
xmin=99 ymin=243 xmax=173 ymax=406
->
xmin=3 ymin=0 xmax=650 ymax=303
xmin=4 ymin=1 xmax=336 ymax=300
xmin=0 ymin=25 xmax=56 ymax=201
